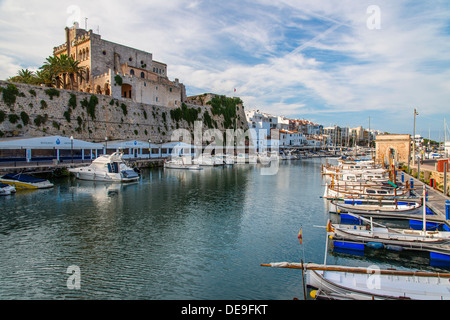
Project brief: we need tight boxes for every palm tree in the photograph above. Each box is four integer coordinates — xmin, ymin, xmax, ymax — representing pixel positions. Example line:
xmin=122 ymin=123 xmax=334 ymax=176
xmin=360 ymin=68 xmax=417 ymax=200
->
xmin=40 ymin=54 xmax=85 ymax=90
xmin=40 ymin=55 xmax=64 ymax=88
xmin=35 ymin=69 xmax=56 ymax=87
xmin=66 ymin=57 xmax=85 ymax=90
xmin=8 ymin=69 xmax=37 ymax=84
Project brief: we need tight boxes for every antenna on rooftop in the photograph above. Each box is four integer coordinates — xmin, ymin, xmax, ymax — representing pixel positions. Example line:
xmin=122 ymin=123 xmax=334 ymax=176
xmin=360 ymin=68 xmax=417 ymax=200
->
xmin=85 ymin=17 xmax=88 ymax=30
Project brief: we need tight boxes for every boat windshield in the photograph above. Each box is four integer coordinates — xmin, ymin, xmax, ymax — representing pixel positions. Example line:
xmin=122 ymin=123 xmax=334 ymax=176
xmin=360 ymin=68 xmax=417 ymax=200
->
xmin=107 ymin=162 xmax=120 ymax=173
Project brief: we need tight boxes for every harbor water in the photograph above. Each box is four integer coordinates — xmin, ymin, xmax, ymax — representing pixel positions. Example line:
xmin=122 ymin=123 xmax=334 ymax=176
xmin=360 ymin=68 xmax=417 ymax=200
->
xmin=0 ymin=158 xmax=448 ymax=300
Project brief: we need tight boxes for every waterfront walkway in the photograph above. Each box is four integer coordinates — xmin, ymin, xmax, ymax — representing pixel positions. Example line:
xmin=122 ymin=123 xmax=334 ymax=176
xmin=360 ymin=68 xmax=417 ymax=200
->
xmin=0 ymin=158 xmax=164 ymax=173
xmin=401 ymin=171 xmax=450 ymax=224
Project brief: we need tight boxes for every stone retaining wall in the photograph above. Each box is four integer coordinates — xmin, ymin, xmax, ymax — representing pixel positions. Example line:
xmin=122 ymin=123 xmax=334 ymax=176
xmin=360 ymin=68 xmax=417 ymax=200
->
xmin=0 ymin=81 xmax=248 ymax=143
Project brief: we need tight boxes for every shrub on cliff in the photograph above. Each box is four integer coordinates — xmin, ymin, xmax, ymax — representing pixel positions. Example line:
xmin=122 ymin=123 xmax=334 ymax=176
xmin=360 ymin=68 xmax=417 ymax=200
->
xmin=81 ymin=95 xmax=99 ymax=120
xmin=45 ymin=88 xmax=60 ymax=100
xmin=8 ymin=114 xmax=19 ymax=124
xmin=207 ymin=95 xmax=242 ymax=129
xmin=20 ymin=111 xmax=30 ymax=126
xmin=2 ymin=83 xmax=19 ymax=107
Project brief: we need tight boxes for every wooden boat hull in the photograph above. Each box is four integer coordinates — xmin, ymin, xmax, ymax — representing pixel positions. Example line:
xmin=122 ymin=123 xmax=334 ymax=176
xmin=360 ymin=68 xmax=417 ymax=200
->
xmin=330 ymin=200 xmax=422 ymax=215
xmin=332 ymin=224 xmax=450 ymax=255
xmin=261 ymin=262 xmax=450 ymax=300
xmin=307 ymin=267 xmax=450 ymax=300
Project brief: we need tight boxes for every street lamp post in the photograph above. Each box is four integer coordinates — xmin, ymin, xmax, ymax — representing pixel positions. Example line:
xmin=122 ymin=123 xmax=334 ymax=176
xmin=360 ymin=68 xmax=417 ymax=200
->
xmin=148 ymin=139 xmax=151 ymax=159
xmin=70 ymin=136 xmax=74 ymax=163
xmin=413 ymin=108 xmax=419 ymax=167
xmin=105 ymin=137 xmax=108 ymax=155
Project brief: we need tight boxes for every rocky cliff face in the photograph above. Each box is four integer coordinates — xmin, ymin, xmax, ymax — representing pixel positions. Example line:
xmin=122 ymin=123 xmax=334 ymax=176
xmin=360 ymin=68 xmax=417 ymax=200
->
xmin=0 ymin=81 xmax=248 ymax=144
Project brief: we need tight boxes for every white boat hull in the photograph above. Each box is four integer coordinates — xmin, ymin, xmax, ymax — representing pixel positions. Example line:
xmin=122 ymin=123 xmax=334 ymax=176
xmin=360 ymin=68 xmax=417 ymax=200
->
xmin=330 ymin=200 xmax=422 ymax=215
xmin=307 ymin=267 xmax=450 ymax=300
xmin=70 ymin=169 xmax=138 ymax=182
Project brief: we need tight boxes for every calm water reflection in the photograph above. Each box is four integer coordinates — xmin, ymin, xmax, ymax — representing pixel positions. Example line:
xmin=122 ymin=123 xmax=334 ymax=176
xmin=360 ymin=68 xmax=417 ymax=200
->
xmin=0 ymin=158 xmax=447 ymax=299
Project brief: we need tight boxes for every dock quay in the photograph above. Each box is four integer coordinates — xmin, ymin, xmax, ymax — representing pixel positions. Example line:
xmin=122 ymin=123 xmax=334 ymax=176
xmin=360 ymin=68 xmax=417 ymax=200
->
xmin=402 ymin=170 xmax=450 ymax=225
xmin=0 ymin=158 xmax=165 ymax=174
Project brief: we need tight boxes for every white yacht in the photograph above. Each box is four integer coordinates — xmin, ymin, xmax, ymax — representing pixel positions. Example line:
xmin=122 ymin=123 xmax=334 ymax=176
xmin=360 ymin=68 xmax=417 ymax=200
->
xmin=193 ymin=155 xmax=224 ymax=166
xmin=164 ymin=157 xmax=203 ymax=170
xmin=69 ymin=152 xmax=139 ymax=182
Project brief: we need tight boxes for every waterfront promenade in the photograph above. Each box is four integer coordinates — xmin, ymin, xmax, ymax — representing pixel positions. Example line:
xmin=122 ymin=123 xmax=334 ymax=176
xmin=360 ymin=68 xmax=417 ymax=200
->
xmin=0 ymin=157 xmax=164 ymax=173
xmin=402 ymin=170 xmax=450 ymax=223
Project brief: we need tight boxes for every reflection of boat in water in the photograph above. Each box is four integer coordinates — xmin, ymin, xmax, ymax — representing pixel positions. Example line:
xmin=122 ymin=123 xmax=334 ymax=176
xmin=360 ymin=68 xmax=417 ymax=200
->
xmin=68 ymin=152 xmax=139 ymax=182
xmin=72 ymin=179 xmax=138 ymax=201
xmin=164 ymin=157 xmax=203 ymax=170
xmin=0 ymin=173 xmax=54 ymax=189
xmin=0 ymin=182 xmax=16 ymax=195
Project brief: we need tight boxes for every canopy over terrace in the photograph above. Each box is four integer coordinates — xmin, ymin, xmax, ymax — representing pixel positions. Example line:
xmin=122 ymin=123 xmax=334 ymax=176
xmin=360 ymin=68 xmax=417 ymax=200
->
xmin=0 ymin=136 xmax=103 ymax=162
xmin=106 ymin=139 xmax=156 ymax=159
xmin=106 ymin=140 xmax=197 ymax=159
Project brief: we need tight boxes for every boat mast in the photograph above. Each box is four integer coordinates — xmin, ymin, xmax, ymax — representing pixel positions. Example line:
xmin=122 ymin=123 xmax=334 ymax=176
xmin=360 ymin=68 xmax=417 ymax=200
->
xmin=423 ymin=184 xmax=427 ymax=234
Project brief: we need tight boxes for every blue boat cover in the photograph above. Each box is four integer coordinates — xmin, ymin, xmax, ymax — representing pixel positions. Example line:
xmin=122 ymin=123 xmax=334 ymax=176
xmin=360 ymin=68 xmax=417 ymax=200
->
xmin=2 ymin=173 xmax=47 ymax=183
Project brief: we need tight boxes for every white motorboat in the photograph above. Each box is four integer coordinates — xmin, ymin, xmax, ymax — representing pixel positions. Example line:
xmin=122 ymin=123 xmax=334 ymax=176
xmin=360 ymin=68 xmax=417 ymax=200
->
xmin=68 ymin=152 xmax=139 ymax=182
xmin=193 ymin=155 xmax=223 ymax=166
xmin=0 ymin=173 xmax=54 ymax=189
xmin=164 ymin=157 xmax=203 ymax=170
xmin=258 ymin=151 xmax=279 ymax=164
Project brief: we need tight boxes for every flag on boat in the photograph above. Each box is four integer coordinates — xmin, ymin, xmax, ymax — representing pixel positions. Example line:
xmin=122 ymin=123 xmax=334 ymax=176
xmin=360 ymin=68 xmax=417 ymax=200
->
xmin=298 ymin=227 xmax=303 ymax=245
xmin=326 ymin=220 xmax=334 ymax=233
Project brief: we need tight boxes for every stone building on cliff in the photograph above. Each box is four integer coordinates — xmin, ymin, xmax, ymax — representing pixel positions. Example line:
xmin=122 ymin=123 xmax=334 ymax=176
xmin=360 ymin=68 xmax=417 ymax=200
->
xmin=53 ymin=22 xmax=186 ymax=108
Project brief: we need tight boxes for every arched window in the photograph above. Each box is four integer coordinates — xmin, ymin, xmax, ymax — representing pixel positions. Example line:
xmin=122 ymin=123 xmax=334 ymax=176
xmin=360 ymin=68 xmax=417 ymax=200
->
xmin=86 ymin=67 xmax=90 ymax=82
xmin=86 ymin=48 xmax=89 ymax=59
xmin=82 ymin=48 xmax=86 ymax=60
xmin=140 ymin=72 xmax=145 ymax=78
xmin=130 ymin=69 xmax=135 ymax=76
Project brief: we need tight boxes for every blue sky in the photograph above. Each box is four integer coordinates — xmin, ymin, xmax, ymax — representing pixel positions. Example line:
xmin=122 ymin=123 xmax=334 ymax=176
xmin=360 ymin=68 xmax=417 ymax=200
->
xmin=1 ymin=0 xmax=450 ymax=141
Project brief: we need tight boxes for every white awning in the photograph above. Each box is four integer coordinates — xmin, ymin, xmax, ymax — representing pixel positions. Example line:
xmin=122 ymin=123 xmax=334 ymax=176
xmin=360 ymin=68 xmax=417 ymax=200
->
xmin=0 ymin=136 xmax=104 ymax=150
xmin=106 ymin=140 xmax=154 ymax=149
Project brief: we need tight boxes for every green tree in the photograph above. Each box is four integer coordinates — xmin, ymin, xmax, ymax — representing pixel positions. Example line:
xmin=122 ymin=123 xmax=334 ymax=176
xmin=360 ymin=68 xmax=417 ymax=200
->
xmin=66 ymin=57 xmax=85 ymax=90
xmin=7 ymin=69 xmax=37 ymax=84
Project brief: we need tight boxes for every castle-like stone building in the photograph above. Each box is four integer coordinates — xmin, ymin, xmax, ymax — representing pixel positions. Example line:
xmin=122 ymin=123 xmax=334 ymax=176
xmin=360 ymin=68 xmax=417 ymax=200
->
xmin=53 ymin=22 xmax=186 ymax=108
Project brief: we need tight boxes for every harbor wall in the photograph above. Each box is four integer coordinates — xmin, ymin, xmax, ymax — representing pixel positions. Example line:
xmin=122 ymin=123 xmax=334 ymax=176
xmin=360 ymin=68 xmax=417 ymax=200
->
xmin=0 ymin=81 xmax=248 ymax=143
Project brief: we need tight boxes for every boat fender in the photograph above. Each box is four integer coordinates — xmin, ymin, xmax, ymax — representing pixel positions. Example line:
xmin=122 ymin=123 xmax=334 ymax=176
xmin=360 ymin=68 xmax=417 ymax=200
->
xmin=310 ymin=290 xmax=317 ymax=299
xmin=367 ymin=242 xmax=384 ymax=249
